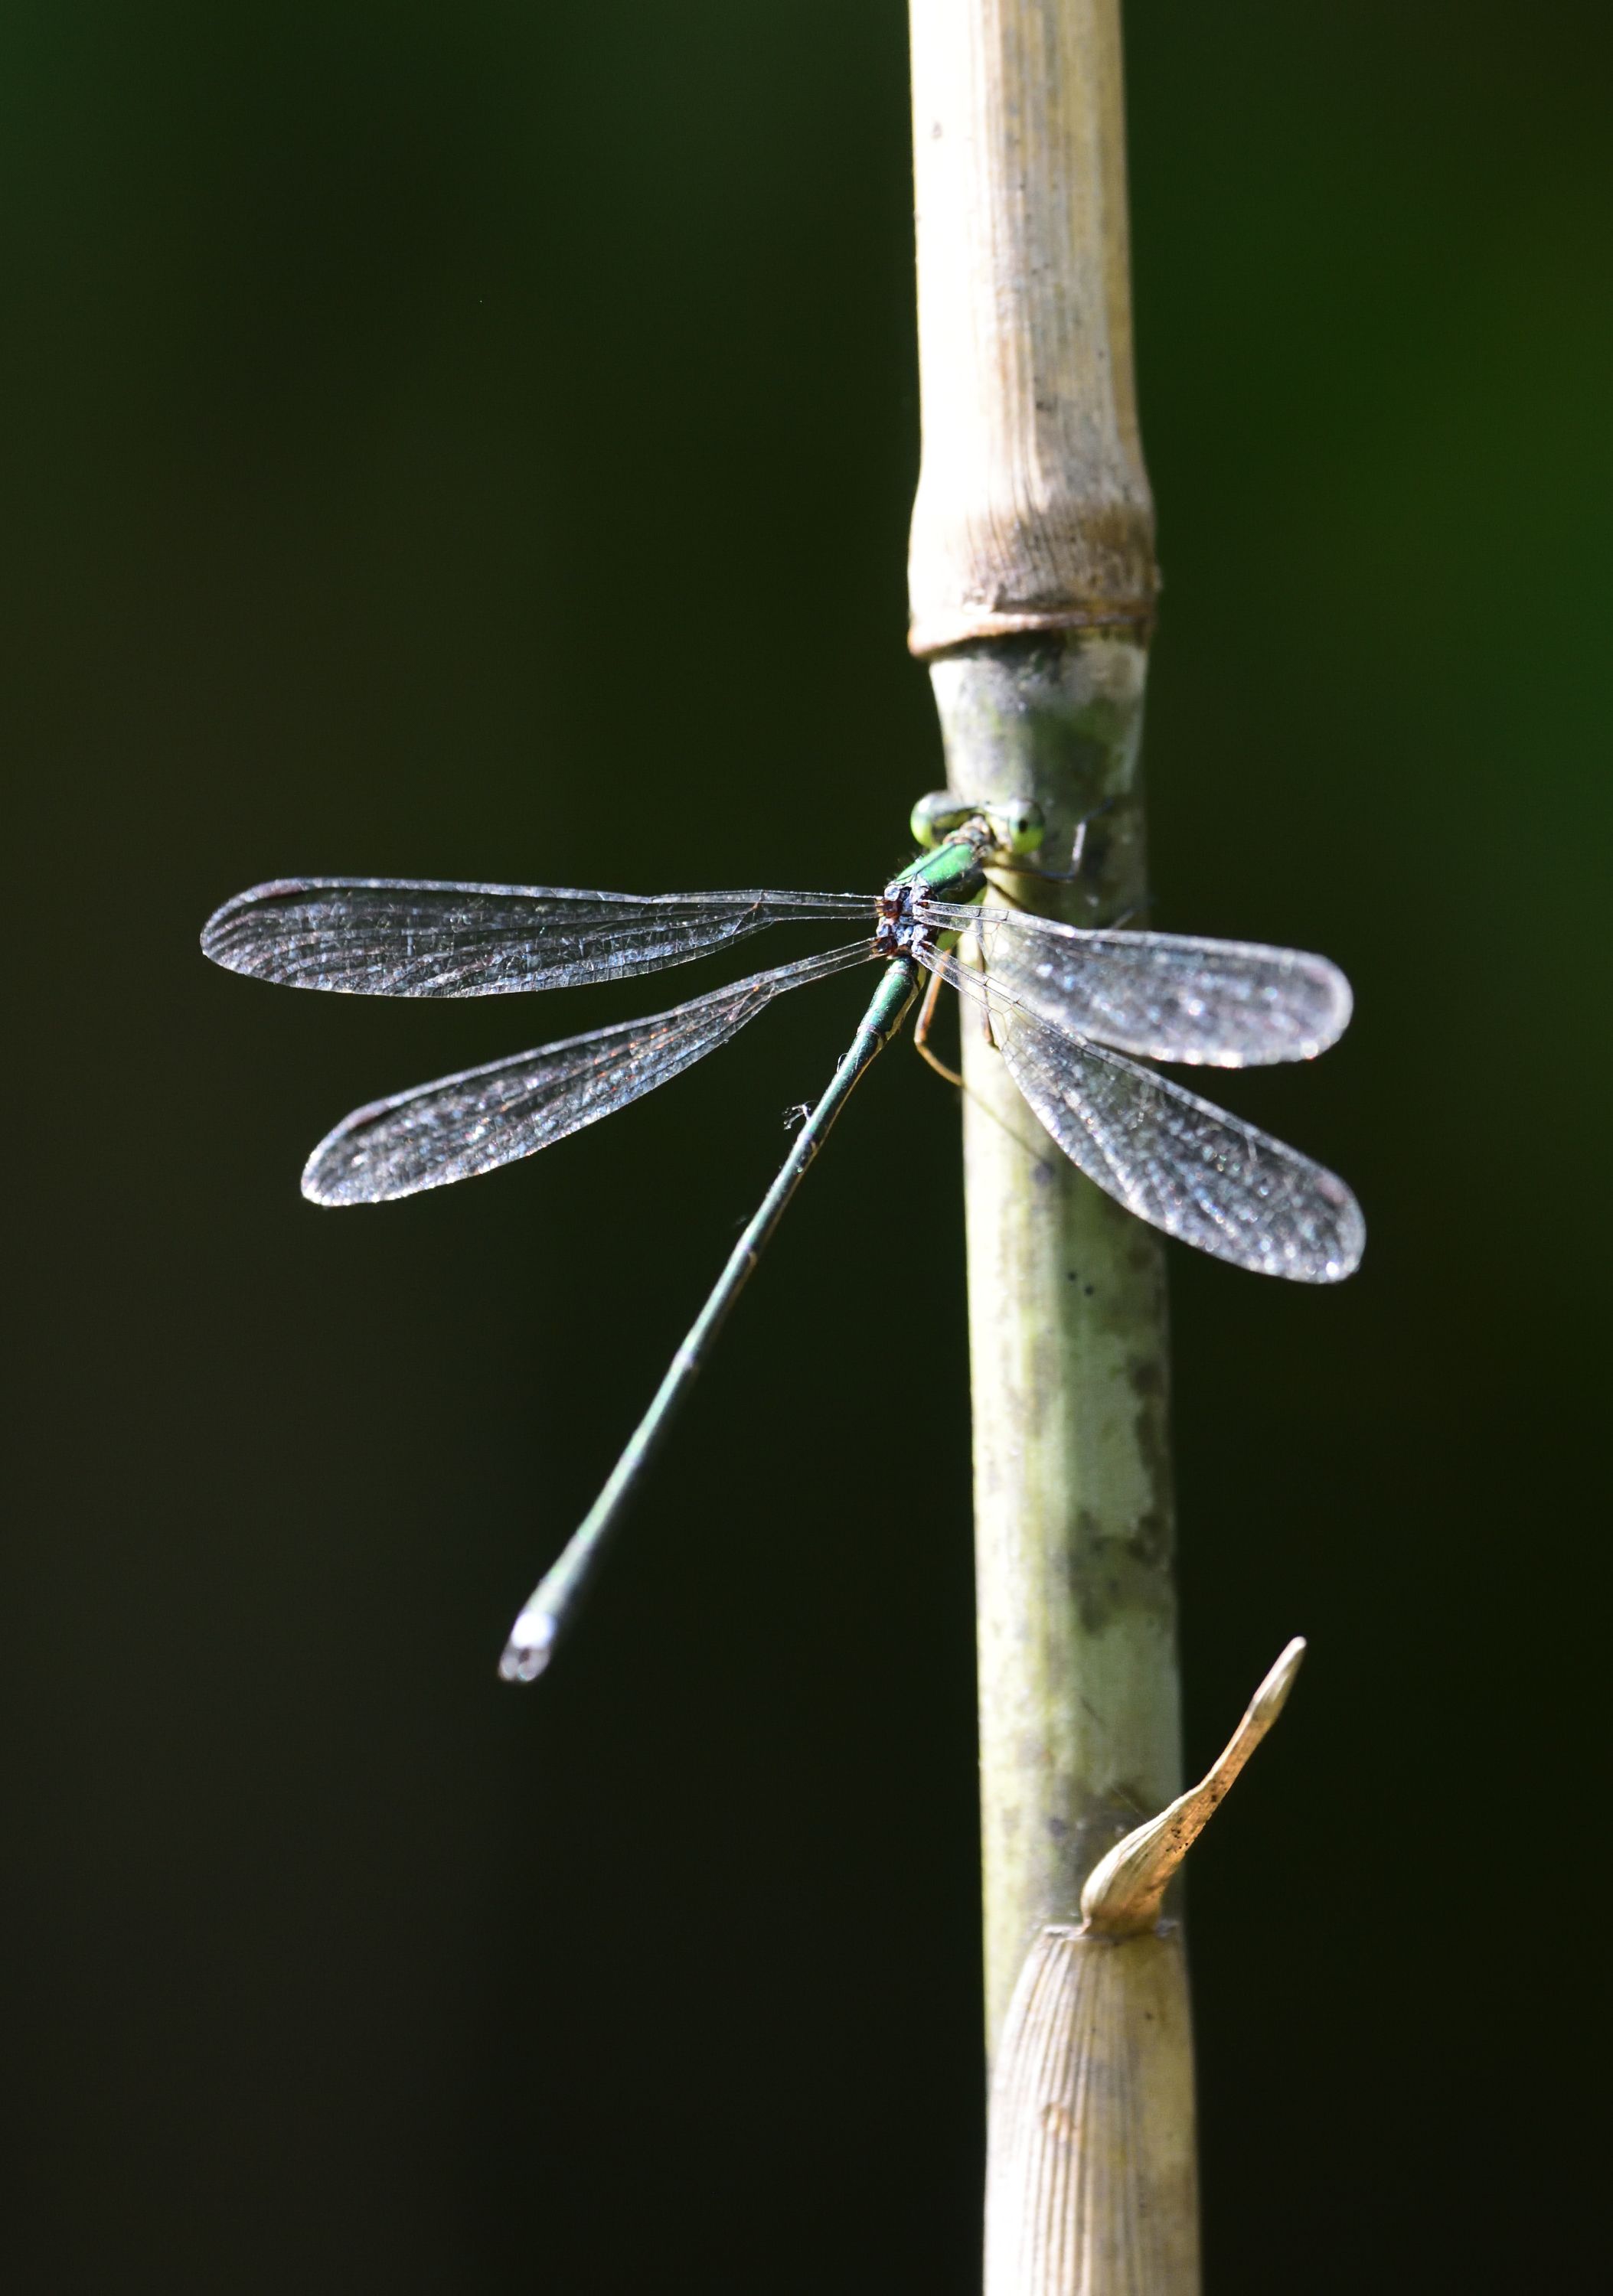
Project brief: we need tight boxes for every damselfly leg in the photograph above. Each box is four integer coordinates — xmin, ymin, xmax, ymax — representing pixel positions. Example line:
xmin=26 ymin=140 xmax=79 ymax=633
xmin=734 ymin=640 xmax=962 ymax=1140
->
xmin=913 ymin=960 xmax=962 ymax=1088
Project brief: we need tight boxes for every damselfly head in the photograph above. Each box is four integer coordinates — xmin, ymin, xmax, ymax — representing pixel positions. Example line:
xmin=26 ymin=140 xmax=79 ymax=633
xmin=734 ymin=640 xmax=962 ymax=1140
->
xmin=909 ymin=790 xmax=1045 ymax=859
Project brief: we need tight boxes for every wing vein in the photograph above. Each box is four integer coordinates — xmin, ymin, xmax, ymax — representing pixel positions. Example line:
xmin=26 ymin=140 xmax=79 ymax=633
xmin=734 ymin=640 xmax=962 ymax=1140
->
xmin=204 ymin=879 xmax=872 ymax=997
xmin=913 ymin=897 xmax=1352 ymax=1067
xmin=302 ymin=938 xmax=877 ymax=1205
xmin=922 ymin=944 xmax=1363 ymax=1283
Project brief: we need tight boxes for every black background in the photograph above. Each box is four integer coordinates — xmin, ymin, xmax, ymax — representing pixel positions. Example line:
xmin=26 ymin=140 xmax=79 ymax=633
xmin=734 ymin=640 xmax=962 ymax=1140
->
xmin=7 ymin=2 xmax=1608 ymax=2288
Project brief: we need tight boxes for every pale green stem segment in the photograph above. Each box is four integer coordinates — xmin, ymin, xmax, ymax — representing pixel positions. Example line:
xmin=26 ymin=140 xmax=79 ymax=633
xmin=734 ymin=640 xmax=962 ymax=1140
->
xmin=498 ymin=954 xmax=922 ymax=1681
xmin=933 ymin=630 xmax=1181 ymax=2053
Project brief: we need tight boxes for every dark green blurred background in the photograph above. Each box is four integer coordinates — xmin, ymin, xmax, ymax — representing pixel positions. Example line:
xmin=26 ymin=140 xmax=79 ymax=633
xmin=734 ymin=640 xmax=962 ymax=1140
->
xmin=6 ymin=1 xmax=1608 ymax=2288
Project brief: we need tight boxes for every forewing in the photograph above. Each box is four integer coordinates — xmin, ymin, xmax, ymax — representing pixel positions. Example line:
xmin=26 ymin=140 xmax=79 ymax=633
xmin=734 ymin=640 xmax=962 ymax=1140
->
xmin=203 ymin=879 xmax=870 ymax=997
xmin=927 ymin=949 xmax=1363 ymax=1282
xmin=914 ymin=898 xmax=1351 ymax=1066
xmin=302 ymin=940 xmax=875 ymax=1205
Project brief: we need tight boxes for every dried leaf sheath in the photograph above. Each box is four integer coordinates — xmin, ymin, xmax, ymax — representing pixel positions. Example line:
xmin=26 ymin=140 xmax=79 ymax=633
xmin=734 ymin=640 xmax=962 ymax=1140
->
xmin=983 ymin=1927 xmax=1197 ymax=2296
xmin=983 ymin=1644 xmax=1304 ymax=2296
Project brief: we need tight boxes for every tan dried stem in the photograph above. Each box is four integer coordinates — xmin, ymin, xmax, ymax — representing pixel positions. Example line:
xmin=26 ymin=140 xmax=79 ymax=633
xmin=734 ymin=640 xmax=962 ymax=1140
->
xmin=907 ymin=0 xmax=1156 ymax=657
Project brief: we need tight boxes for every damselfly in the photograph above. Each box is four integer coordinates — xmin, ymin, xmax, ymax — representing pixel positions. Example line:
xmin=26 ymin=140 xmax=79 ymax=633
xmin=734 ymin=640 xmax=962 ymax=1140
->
xmin=201 ymin=793 xmax=1363 ymax=1679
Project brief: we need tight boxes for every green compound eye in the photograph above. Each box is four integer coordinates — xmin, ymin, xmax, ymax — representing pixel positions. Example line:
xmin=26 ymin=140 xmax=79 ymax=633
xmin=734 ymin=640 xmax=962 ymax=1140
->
xmin=909 ymin=791 xmax=1045 ymax=856
xmin=909 ymin=791 xmax=972 ymax=847
xmin=984 ymin=797 xmax=1044 ymax=856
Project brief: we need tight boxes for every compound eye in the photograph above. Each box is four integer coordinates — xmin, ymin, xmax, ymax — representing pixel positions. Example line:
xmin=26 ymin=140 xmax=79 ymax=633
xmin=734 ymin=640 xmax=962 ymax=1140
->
xmin=990 ymin=797 xmax=1044 ymax=857
xmin=909 ymin=791 xmax=971 ymax=848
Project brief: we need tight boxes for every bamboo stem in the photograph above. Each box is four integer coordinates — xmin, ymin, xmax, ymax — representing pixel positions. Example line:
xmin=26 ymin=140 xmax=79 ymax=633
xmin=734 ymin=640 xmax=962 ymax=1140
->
xmin=905 ymin=1 xmax=1191 ymax=2286
xmin=943 ymin=634 xmax=1175 ymax=2050
xmin=907 ymin=0 xmax=1171 ymax=2048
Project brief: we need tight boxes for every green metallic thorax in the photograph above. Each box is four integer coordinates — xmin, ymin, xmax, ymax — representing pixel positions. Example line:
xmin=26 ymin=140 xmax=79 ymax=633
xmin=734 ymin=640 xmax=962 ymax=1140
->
xmin=900 ymin=831 xmax=991 ymax=899
xmin=886 ymin=793 xmax=1046 ymax=941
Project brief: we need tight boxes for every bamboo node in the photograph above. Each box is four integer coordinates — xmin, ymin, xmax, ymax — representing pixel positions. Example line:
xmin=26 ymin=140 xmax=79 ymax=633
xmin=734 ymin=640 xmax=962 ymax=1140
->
xmin=908 ymin=598 xmax=1158 ymax=660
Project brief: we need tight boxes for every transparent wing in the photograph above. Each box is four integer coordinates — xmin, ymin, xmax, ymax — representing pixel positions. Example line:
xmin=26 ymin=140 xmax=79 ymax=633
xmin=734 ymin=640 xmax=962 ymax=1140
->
xmin=913 ymin=898 xmax=1351 ymax=1067
xmin=203 ymin=878 xmax=872 ymax=998
xmin=924 ymin=947 xmax=1363 ymax=1282
xmin=302 ymin=940 xmax=877 ymax=1206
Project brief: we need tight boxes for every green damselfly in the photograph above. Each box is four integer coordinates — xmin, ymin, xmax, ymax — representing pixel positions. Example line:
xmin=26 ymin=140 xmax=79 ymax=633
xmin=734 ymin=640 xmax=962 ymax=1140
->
xmin=201 ymin=794 xmax=1363 ymax=1678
